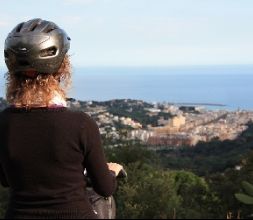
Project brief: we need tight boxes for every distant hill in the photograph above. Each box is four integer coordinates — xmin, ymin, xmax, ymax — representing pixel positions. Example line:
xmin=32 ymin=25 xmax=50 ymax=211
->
xmin=158 ymin=122 xmax=253 ymax=176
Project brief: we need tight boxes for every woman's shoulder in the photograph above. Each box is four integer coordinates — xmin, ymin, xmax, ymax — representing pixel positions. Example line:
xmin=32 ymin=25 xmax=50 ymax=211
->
xmin=0 ymin=107 xmax=96 ymax=126
xmin=66 ymin=109 xmax=91 ymax=119
xmin=65 ymin=109 xmax=98 ymax=127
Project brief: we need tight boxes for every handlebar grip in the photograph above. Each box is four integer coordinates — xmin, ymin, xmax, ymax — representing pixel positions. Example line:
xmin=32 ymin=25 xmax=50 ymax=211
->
xmin=117 ymin=169 xmax=127 ymax=178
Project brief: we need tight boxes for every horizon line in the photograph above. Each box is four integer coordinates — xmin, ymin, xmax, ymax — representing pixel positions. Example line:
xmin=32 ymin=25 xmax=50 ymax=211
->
xmin=74 ymin=63 xmax=253 ymax=68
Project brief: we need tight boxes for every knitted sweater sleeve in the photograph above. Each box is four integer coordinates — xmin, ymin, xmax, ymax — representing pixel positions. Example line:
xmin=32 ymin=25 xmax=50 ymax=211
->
xmin=82 ymin=114 xmax=117 ymax=197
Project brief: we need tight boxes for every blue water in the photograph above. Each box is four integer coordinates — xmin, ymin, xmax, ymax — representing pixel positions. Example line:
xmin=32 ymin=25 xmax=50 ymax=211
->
xmin=70 ymin=65 xmax=253 ymax=110
xmin=1 ymin=65 xmax=253 ymax=110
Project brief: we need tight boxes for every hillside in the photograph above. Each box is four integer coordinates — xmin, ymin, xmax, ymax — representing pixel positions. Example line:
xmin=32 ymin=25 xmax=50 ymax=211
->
xmin=158 ymin=122 xmax=253 ymax=176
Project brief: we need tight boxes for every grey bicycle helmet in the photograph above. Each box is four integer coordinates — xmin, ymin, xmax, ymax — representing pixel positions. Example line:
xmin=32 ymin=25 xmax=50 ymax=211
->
xmin=4 ymin=18 xmax=71 ymax=74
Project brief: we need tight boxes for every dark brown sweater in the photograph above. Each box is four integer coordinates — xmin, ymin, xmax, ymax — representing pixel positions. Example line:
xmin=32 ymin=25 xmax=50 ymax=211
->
xmin=0 ymin=107 xmax=117 ymax=219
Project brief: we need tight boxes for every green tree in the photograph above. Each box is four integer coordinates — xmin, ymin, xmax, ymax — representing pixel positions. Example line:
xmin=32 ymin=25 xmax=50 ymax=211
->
xmin=235 ymin=181 xmax=253 ymax=205
xmin=115 ymin=162 xmax=181 ymax=219
xmin=105 ymin=143 xmax=161 ymax=168
xmin=171 ymin=171 xmax=221 ymax=219
xmin=106 ymin=143 xmax=222 ymax=219
xmin=208 ymin=151 xmax=253 ymax=218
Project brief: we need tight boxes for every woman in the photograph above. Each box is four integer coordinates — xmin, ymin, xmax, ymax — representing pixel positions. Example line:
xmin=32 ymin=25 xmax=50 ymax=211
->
xmin=0 ymin=18 xmax=122 ymax=219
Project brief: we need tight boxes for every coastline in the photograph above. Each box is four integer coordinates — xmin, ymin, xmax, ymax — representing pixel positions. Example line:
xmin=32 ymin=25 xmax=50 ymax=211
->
xmin=1 ymin=66 xmax=253 ymax=111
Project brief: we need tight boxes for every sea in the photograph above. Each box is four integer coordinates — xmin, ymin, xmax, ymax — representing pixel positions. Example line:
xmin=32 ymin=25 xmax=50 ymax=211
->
xmin=0 ymin=65 xmax=253 ymax=110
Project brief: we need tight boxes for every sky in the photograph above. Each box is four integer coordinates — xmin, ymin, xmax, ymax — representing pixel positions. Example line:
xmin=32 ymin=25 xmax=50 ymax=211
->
xmin=0 ymin=0 xmax=253 ymax=68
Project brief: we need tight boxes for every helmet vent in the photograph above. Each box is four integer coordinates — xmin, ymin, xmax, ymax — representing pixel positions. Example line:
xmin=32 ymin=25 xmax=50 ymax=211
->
xmin=40 ymin=47 xmax=57 ymax=57
xmin=30 ymin=24 xmax=38 ymax=31
xmin=4 ymin=50 xmax=9 ymax=58
xmin=16 ymin=23 xmax=24 ymax=32
xmin=45 ymin=28 xmax=55 ymax=33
